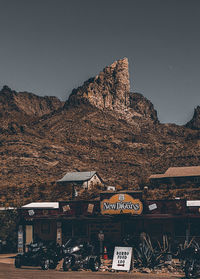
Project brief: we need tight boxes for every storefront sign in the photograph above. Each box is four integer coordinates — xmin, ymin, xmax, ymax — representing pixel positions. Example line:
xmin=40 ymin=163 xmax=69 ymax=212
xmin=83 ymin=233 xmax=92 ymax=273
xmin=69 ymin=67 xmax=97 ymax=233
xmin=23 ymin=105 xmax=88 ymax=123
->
xmin=62 ymin=205 xmax=70 ymax=212
xmin=100 ymin=194 xmax=143 ymax=215
xmin=149 ymin=203 xmax=157 ymax=211
xmin=87 ymin=203 xmax=94 ymax=214
xmin=42 ymin=209 xmax=48 ymax=215
xmin=112 ymin=246 xmax=133 ymax=271
xmin=28 ymin=209 xmax=35 ymax=216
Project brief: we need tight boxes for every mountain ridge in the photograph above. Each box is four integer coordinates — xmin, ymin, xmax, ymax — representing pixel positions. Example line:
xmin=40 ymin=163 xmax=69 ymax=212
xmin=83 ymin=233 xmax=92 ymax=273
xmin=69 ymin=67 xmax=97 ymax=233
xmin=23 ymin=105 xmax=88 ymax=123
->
xmin=0 ymin=58 xmax=200 ymax=205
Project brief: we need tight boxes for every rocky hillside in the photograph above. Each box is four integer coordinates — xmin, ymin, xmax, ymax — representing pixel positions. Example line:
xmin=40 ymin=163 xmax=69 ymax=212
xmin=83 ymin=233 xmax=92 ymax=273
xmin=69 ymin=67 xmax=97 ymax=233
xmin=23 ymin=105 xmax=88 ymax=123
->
xmin=0 ymin=85 xmax=64 ymax=134
xmin=186 ymin=106 xmax=200 ymax=130
xmin=0 ymin=58 xmax=200 ymax=206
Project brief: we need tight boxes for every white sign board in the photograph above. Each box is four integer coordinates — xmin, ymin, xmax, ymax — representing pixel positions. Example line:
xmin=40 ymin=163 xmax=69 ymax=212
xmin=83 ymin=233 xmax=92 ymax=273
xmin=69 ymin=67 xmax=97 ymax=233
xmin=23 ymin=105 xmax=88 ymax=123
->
xmin=149 ymin=203 xmax=157 ymax=211
xmin=112 ymin=246 xmax=132 ymax=271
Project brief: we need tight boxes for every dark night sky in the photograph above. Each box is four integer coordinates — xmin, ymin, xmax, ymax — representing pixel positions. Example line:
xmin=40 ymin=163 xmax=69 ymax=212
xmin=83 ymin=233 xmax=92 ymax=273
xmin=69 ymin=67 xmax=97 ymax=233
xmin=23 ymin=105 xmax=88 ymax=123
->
xmin=0 ymin=0 xmax=199 ymax=124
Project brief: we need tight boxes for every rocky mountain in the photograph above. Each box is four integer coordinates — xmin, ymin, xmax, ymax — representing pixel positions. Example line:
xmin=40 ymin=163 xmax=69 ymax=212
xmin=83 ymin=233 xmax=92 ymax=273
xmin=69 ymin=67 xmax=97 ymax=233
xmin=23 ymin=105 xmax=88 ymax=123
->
xmin=186 ymin=106 xmax=200 ymax=130
xmin=0 ymin=85 xmax=64 ymax=134
xmin=67 ymin=58 xmax=130 ymax=110
xmin=0 ymin=58 xmax=200 ymax=206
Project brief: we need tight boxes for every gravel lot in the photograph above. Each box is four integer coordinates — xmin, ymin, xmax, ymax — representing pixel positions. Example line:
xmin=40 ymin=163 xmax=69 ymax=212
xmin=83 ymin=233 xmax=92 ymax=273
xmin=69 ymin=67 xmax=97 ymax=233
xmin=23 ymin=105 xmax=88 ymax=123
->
xmin=0 ymin=254 xmax=184 ymax=279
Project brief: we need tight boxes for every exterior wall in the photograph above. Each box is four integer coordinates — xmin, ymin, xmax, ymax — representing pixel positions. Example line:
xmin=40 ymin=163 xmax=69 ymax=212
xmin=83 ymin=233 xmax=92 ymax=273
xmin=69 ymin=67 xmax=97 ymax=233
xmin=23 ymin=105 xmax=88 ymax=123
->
xmin=89 ymin=222 xmax=121 ymax=243
xmin=18 ymin=196 xmax=200 ymax=256
xmin=82 ymin=174 xmax=103 ymax=190
xmin=150 ymin=176 xmax=200 ymax=189
xmin=34 ymin=220 xmax=57 ymax=241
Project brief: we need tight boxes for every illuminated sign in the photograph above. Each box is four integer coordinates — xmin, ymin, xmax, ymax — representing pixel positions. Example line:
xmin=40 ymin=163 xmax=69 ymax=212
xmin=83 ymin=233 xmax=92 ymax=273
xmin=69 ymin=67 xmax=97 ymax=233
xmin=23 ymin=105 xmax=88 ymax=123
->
xmin=100 ymin=194 xmax=143 ymax=215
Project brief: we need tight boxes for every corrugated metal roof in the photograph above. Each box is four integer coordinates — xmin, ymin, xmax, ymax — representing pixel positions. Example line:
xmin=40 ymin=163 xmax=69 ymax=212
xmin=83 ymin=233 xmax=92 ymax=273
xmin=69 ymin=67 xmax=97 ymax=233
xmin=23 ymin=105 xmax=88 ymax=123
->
xmin=150 ymin=166 xmax=200 ymax=179
xmin=22 ymin=202 xmax=59 ymax=209
xmin=57 ymin=171 xmax=96 ymax=183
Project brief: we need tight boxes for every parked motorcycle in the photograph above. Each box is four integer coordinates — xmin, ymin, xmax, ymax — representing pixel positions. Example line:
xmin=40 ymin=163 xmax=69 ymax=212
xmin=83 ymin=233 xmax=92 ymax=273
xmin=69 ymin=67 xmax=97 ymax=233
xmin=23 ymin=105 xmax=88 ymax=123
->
xmin=40 ymin=242 xmax=63 ymax=270
xmin=180 ymin=242 xmax=200 ymax=278
xmin=62 ymin=238 xmax=101 ymax=272
xmin=15 ymin=241 xmax=62 ymax=270
xmin=15 ymin=241 xmax=46 ymax=268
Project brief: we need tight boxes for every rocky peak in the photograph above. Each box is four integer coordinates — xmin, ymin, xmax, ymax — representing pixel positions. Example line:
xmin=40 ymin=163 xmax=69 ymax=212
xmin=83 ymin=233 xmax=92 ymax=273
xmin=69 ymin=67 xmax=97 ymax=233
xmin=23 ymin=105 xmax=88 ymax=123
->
xmin=129 ymin=92 xmax=159 ymax=123
xmin=66 ymin=58 xmax=159 ymax=124
xmin=67 ymin=58 xmax=130 ymax=110
xmin=0 ymin=86 xmax=64 ymax=117
xmin=186 ymin=106 xmax=200 ymax=129
xmin=1 ymin=85 xmax=13 ymax=93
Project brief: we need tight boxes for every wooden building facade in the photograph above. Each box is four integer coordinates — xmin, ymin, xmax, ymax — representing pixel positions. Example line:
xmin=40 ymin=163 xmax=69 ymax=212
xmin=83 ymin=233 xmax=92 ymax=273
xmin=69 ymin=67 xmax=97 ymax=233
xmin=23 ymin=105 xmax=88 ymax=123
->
xmin=149 ymin=166 xmax=200 ymax=188
xmin=18 ymin=192 xmax=200 ymax=255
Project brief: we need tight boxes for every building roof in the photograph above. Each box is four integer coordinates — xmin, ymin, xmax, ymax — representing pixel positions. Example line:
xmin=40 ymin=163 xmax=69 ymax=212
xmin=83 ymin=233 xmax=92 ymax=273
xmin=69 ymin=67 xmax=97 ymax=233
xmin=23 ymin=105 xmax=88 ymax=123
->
xmin=57 ymin=171 xmax=97 ymax=183
xmin=150 ymin=166 xmax=200 ymax=179
xmin=0 ymin=207 xmax=16 ymax=210
xmin=22 ymin=202 xmax=59 ymax=209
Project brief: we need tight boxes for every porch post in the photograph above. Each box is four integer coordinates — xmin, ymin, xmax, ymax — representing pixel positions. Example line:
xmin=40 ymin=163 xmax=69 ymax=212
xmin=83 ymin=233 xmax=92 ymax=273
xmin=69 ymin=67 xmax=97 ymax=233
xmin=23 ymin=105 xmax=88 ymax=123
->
xmin=56 ymin=221 xmax=62 ymax=245
xmin=186 ymin=219 xmax=190 ymax=243
xmin=17 ymin=225 xmax=24 ymax=254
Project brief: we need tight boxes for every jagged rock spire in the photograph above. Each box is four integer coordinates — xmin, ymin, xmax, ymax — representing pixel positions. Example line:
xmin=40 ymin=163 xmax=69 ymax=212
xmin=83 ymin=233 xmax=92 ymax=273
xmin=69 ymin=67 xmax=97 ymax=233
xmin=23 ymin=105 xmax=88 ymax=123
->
xmin=67 ymin=58 xmax=130 ymax=110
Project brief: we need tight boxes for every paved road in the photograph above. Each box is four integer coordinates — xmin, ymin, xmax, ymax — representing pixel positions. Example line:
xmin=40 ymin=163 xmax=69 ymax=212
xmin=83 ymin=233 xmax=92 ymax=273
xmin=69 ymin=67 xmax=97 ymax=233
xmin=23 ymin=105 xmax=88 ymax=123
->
xmin=0 ymin=262 xmax=184 ymax=279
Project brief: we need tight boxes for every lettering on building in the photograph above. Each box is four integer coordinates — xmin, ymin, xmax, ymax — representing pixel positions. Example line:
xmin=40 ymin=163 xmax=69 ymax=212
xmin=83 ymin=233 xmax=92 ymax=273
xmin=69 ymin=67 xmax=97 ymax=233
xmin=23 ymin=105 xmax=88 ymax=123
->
xmin=101 ymin=194 xmax=143 ymax=215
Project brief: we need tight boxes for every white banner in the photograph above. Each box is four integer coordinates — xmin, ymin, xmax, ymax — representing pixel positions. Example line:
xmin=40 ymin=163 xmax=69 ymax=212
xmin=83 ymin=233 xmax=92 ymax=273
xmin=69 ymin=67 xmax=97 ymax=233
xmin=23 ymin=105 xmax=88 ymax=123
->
xmin=112 ymin=246 xmax=132 ymax=271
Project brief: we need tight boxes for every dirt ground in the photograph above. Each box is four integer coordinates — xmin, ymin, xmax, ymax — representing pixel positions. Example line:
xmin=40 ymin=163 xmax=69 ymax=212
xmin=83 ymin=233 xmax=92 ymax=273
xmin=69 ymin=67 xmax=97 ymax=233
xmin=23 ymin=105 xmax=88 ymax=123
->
xmin=0 ymin=254 xmax=185 ymax=279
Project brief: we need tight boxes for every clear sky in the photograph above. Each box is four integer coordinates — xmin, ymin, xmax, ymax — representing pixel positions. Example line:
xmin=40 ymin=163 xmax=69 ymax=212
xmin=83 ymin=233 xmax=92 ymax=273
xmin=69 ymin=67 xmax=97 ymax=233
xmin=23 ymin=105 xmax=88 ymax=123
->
xmin=0 ymin=0 xmax=199 ymax=124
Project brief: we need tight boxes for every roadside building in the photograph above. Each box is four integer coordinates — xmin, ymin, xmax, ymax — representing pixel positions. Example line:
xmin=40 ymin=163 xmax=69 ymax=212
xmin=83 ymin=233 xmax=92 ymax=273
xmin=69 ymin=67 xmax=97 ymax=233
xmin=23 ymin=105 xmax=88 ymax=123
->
xmin=149 ymin=166 xmax=200 ymax=188
xmin=57 ymin=171 xmax=104 ymax=192
xmin=17 ymin=191 xmax=200 ymax=256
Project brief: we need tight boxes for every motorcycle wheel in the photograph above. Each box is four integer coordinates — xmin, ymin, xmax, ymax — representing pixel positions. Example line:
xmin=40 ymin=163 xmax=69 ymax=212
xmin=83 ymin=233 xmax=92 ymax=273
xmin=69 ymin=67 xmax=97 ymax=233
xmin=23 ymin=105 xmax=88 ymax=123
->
xmin=15 ymin=257 xmax=21 ymax=268
xmin=90 ymin=258 xmax=100 ymax=272
xmin=185 ymin=260 xmax=194 ymax=279
xmin=41 ymin=259 xmax=50 ymax=270
xmin=49 ymin=262 xmax=57 ymax=269
xmin=71 ymin=267 xmax=79 ymax=271
xmin=63 ymin=260 xmax=71 ymax=271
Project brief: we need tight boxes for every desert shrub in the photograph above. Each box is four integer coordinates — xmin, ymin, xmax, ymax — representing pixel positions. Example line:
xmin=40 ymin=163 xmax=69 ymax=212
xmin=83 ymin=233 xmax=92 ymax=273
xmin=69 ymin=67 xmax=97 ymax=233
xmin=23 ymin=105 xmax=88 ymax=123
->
xmin=134 ymin=233 xmax=172 ymax=269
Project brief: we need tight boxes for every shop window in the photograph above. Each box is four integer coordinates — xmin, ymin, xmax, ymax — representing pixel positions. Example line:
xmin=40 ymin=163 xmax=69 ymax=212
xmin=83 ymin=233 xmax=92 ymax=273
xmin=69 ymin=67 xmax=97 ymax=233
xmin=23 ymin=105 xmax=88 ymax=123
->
xmin=73 ymin=223 xmax=88 ymax=237
xmin=41 ymin=222 xmax=50 ymax=234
